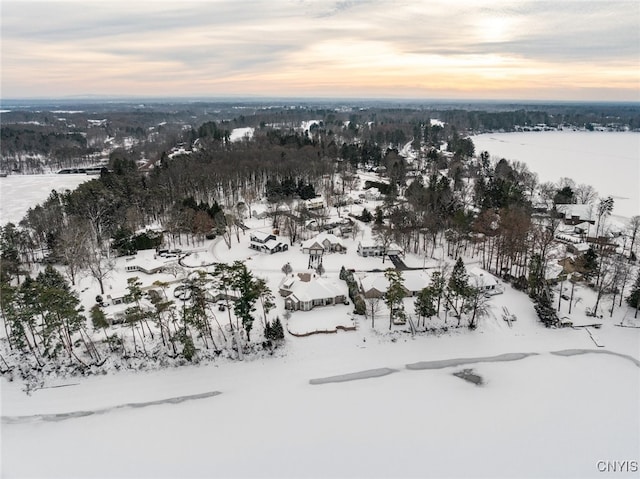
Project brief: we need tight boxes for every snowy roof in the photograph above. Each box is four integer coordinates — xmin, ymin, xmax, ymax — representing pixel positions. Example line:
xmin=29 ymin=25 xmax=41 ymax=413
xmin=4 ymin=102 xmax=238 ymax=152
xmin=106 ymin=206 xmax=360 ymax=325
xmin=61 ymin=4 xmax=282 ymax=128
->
xmin=572 ymin=242 xmax=591 ymax=252
xmin=288 ymin=277 xmax=347 ymax=303
xmin=359 ymin=274 xmax=390 ymax=294
xmin=402 ymin=270 xmax=431 ymax=292
xmin=545 ymin=263 xmax=564 ymax=280
xmin=301 ymin=240 xmax=324 ymax=250
xmin=557 ymin=204 xmax=595 ymax=221
xmin=468 ymin=268 xmax=498 ymax=288
xmin=302 ymin=233 xmax=344 ymax=250
xmin=574 ymin=221 xmax=591 ymax=230
xmin=264 ymin=239 xmax=282 ymax=250
xmin=133 ymin=257 xmax=165 ymax=270
xmin=251 ymin=231 xmax=273 ymax=242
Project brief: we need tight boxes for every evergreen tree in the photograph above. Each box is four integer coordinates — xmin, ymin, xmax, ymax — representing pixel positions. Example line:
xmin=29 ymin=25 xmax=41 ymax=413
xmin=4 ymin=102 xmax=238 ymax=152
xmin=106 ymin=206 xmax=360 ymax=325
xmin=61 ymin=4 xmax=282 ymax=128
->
xmin=266 ymin=317 xmax=285 ymax=340
xmin=90 ymin=304 xmax=110 ymax=339
xmin=414 ymin=286 xmax=436 ymax=327
xmin=360 ymin=208 xmax=373 ymax=223
xmin=231 ymin=261 xmax=260 ymax=342
xmin=430 ymin=271 xmax=445 ymax=316
xmin=447 ymin=257 xmax=469 ymax=321
xmin=528 ymin=254 xmax=545 ymax=298
xmin=0 ymin=223 xmax=23 ymax=284
xmin=254 ymin=277 xmax=275 ymax=328
xmin=374 ymin=207 xmax=384 ymax=225
xmin=580 ymin=247 xmax=598 ymax=278
xmin=626 ymin=269 xmax=640 ymax=318
xmin=384 ymin=269 xmax=406 ymax=330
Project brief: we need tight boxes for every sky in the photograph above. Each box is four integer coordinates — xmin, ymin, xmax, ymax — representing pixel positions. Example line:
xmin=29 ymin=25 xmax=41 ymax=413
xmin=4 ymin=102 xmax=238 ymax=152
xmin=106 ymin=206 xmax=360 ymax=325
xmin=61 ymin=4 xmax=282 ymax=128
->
xmin=1 ymin=0 xmax=639 ymax=101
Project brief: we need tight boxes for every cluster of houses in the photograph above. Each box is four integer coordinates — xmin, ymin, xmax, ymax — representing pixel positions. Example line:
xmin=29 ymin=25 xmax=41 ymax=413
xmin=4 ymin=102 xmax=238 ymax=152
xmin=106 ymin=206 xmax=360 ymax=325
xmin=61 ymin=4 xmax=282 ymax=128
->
xmin=554 ymin=204 xmax=624 ymax=258
xmin=358 ymin=267 xmax=502 ymax=299
xmin=274 ymin=266 xmax=503 ymax=314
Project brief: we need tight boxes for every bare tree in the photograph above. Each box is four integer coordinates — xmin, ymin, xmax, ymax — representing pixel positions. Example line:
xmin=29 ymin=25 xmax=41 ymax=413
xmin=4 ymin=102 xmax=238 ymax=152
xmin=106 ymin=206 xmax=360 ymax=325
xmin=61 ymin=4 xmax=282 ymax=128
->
xmin=627 ymin=215 xmax=640 ymax=259
xmin=85 ymin=242 xmax=115 ymax=295
xmin=574 ymin=183 xmax=598 ymax=205
xmin=373 ymin=224 xmax=394 ymax=264
xmin=54 ymin=217 xmax=90 ymax=286
xmin=365 ymin=296 xmax=383 ymax=328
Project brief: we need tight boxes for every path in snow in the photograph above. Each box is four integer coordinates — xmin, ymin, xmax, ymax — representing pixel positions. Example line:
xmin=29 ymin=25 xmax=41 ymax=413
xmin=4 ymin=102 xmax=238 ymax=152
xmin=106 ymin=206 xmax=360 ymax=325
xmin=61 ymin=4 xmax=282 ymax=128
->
xmin=2 ymin=390 xmax=222 ymax=424
xmin=550 ymin=349 xmax=640 ymax=367
xmin=309 ymin=349 xmax=640 ymax=387
xmin=405 ymin=352 xmax=538 ymax=370
xmin=309 ymin=367 xmax=397 ymax=384
xmin=310 ymin=353 xmax=537 ymax=385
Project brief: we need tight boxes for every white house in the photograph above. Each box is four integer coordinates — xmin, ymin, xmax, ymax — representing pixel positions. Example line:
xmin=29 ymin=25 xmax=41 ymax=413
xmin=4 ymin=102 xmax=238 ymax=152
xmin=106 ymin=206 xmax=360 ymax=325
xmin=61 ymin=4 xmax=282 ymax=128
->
xmin=107 ymin=289 xmax=130 ymax=306
xmin=249 ymin=231 xmax=288 ymax=254
xmin=357 ymin=241 xmax=402 ymax=257
xmin=124 ymin=257 xmax=166 ymax=275
xmin=468 ymin=267 xmax=502 ymax=295
xmin=305 ymin=196 xmax=325 ymax=210
xmin=279 ymin=274 xmax=348 ymax=311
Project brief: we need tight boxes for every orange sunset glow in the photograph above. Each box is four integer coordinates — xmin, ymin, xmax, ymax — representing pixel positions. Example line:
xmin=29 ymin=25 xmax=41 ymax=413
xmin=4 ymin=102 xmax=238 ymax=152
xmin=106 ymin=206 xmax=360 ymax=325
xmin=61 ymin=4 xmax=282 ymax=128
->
xmin=2 ymin=0 xmax=639 ymax=100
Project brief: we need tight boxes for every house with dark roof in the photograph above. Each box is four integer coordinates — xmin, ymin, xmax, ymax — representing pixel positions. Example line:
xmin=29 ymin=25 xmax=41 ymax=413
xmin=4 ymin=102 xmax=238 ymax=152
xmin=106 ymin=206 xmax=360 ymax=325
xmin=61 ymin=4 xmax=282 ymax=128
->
xmin=249 ymin=231 xmax=288 ymax=254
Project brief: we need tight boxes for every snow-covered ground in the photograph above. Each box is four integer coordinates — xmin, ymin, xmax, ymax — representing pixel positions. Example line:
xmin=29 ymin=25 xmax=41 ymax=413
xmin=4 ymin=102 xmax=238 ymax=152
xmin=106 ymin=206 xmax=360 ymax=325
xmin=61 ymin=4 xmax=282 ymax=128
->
xmin=229 ymin=127 xmax=255 ymax=142
xmin=3 ymin=295 xmax=639 ymax=478
xmin=0 ymin=173 xmax=91 ymax=225
xmin=471 ymin=131 xmax=640 ymax=218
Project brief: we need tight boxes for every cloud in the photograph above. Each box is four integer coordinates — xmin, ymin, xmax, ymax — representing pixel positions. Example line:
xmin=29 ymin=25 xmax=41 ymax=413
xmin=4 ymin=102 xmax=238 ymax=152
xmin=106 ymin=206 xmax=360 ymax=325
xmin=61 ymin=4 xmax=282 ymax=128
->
xmin=2 ymin=0 xmax=638 ymax=100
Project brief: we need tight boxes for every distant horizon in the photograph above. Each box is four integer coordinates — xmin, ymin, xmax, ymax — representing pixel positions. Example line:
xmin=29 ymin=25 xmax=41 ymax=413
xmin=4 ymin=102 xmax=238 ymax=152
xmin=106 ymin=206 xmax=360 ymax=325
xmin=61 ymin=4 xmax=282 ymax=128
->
xmin=2 ymin=95 xmax=640 ymax=106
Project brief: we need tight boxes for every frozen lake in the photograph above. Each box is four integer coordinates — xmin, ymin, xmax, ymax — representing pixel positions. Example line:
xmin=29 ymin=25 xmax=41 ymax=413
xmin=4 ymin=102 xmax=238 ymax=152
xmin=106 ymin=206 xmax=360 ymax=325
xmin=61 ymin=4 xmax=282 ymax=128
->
xmin=471 ymin=131 xmax=640 ymax=218
xmin=0 ymin=173 xmax=91 ymax=225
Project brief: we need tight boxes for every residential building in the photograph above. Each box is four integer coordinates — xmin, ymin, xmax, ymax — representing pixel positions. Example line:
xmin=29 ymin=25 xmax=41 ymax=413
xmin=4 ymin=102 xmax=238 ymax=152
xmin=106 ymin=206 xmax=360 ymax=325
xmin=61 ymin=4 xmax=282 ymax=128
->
xmin=279 ymin=274 xmax=348 ymax=311
xmin=249 ymin=231 xmax=288 ymax=254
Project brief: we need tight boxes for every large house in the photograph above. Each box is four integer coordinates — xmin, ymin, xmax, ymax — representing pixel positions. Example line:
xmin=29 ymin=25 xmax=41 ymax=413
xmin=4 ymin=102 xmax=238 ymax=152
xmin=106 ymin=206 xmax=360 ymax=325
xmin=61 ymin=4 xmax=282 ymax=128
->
xmin=249 ymin=231 xmax=288 ymax=254
xmin=279 ymin=274 xmax=348 ymax=311
xmin=301 ymin=233 xmax=346 ymax=254
xmin=556 ymin=204 xmax=595 ymax=226
xmin=357 ymin=241 xmax=402 ymax=258
xmin=124 ymin=257 xmax=166 ymax=275
xmin=305 ymin=196 xmax=325 ymax=210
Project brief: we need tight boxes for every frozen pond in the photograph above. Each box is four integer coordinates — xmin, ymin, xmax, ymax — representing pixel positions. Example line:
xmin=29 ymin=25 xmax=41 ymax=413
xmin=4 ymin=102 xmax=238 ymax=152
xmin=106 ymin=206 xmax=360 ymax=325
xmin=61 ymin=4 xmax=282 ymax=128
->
xmin=0 ymin=173 xmax=91 ymax=225
xmin=471 ymin=131 xmax=640 ymax=218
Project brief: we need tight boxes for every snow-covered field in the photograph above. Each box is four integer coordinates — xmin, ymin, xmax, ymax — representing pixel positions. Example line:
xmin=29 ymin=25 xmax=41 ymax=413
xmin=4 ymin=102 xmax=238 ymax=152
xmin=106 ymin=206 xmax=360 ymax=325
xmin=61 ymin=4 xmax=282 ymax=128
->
xmin=0 ymin=173 xmax=91 ymax=225
xmin=3 ymin=304 xmax=639 ymax=478
xmin=471 ymin=131 xmax=640 ymax=218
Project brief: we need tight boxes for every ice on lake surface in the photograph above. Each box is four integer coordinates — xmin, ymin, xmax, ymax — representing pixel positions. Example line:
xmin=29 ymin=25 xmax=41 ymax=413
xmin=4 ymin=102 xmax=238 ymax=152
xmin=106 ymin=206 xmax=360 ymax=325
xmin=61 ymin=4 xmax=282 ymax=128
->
xmin=472 ymin=130 xmax=640 ymax=218
xmin=0 ymin=173 xmax=91 ymax=225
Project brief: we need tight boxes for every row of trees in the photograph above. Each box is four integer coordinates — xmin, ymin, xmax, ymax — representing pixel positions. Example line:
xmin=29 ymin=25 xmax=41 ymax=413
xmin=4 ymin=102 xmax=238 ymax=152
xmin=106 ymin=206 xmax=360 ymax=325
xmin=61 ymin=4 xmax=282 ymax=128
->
xmin=0 ymin=259 xmax=283 ymax=373
xmin=365 ymin=259 xmax=490 ymax=332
